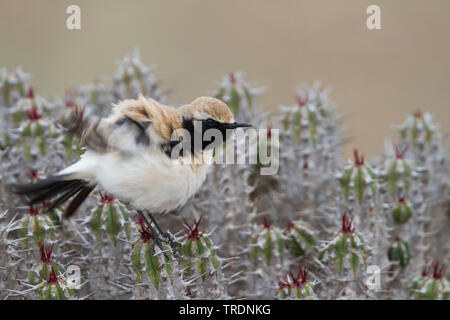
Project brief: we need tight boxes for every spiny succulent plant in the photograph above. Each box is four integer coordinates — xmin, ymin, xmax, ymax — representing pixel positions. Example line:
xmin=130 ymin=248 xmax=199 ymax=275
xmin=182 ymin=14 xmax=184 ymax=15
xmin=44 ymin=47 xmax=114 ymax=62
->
xmin=75 ymin=82 xmax=113 ymax=118
xmin=10 ymin=88 xmax=49 ymax=124
xmin=8 ymin=89 xmax=62 ymax=162
xmin=88 ymin=192 xmax=132 ymax=246
xmin=283 ymin=219 xmax=316 ymax=257
xmin=0 ymin=67 xmax=30 ymax=108
xmin=250 ymin=218 xmax=285 ymax=265
xmin=131 ymin=217 xmax=173 ymax=289
xmin=398 ymin=110 xmax=436 ymax=147
xmin=113 ymin=49 xmax=166 ymax=103
xmin=279 ymin=83 xmax=337 ymax=144
xmin=29 ymin=242 xmax=64 ymax=286
xmin=387 ymin=236 xmax=411 ymax=268
xmin=396 ymin=110 xmax=449 ymax=173
xmin=408 ymin=261 xmax=448 ymax=300
xmin=277 ymin=263 xmax=317 ymax=300
xmin=180 ymin=217 xmax=221 ymax=281
xmin=338 ymin=149 xmax=377 ymax=205
xmin=0 ymin=209 xmax=21 ymax=299
xmin=56 ymin=103 xmax=85 ymax=160
xmin=213 ymin=72 xmax=263 ymax=121
xmin=382 ymin=145 xmax=416 ymax=197
xmin=391 ymin=197 xmax=413 ymax=224
xmin=1 ymin=53 xmax=448 ymax=300
xmin=296 ymin=82 xmax=336 ymax=119
xmin=246 ymin=125 xmax=280 ymax=202
xmin=280 ymin=97 xmax=319 ymax=145
xmin=319 ymin=213 xmax=366 ymax=276
xmin=19 ymin=204 xmax=59 ymax=248
xmin=36 ymin=266 xmax=74 ymax=300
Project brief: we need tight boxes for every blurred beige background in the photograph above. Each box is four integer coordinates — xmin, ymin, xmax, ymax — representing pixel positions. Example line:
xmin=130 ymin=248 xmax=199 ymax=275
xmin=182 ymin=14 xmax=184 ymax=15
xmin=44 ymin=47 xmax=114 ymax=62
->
xmin=0 ymin=0 xmax=449 ymax=158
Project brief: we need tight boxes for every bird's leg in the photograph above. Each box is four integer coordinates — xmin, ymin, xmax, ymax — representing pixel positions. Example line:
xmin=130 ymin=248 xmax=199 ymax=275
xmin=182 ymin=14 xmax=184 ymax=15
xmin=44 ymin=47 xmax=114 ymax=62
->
xmin=147 ymin=212 xmax=177 ymax=253
xmin=136 ymin=210 xmax=168 ymax=259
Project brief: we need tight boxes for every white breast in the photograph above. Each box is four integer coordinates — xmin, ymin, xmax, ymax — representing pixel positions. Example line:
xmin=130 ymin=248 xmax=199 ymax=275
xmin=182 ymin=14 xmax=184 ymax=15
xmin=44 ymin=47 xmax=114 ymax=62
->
xmin=62 ymin=150 xmax=212 ymax=213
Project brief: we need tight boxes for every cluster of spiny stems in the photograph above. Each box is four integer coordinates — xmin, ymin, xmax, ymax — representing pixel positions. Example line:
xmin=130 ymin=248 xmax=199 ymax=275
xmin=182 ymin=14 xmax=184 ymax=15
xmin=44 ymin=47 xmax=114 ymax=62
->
xmin=0 ymin=51 xmax=448 ymax=300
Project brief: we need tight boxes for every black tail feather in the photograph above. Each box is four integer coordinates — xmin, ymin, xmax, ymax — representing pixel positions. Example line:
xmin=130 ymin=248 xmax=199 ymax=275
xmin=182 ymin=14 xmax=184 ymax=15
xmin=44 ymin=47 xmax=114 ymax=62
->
xmin=29 ymin=180 xmax=73 ymax=205
xmin=65 ymin=185 xmax=96 ymax=218
xmin=11 ymin=175 xmax=70 ymax=195
xmin=10 ymin=175 xmax=95 ymax=218
xmin=47 ymin=180 xmax=87 ymax=212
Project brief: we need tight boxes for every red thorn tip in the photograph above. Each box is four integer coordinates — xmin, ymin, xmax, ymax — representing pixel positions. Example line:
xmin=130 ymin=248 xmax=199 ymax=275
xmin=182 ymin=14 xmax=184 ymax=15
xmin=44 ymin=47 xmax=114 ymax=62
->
xmin=183 ymin=216 xmax=203 ymax=240
xmin=432 ymin=261 xmax=447 ymax=280
xmin=27 ymin=169 xmax=39 ymax=181
xmin=74 ymin=105 xmax=85 ymax=123
xmin=394 ymin=144 xmax=408 ymax=159
xmin=286 ymin=219 xmax=295 ymax=231
xmin=27 ymin=87 xmax=34 ymax=99
xmin=422 ymin=267 xmax=428 ymax=277
xmin=137 ymin=218 xmax=154 ymax=242
xmin=353 ymin=149 xmax=365 ymax=167
xmin=99 ymin=192 xmax=114 ymax=204
xmin=413 ymin=109 xmax=423 ymax=119
xmin=267 ymin=124 xmax=272 ymax=139
xmin=27 ymin=107 xmax=41 ymax=121
xmin=29 ymin=205 xmax=39 ymax=216
xmin=296 ymin=92 xmax=308 ymax=107
xmin=65 ymin=88 xmax=75 ymax=108
xmin=341 ymin=213 xmax=355 ymax=236
xmin=42 ymin=267 xmax=59 ymax=285
xmin=263 ymin=217 xmax=272 ymax=229
xmin=229 ymin=73 xmax=237 ymax=84
xmin=39 ymin=242 xmax=54 ymax=264
xmin=278 ymin=263 xmax=309 ymax=291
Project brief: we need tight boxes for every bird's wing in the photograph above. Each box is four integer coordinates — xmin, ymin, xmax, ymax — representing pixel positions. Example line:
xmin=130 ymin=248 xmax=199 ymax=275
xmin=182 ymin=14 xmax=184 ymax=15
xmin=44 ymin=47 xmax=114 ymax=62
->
xmin=75 ymin=97 xmax=176 ymax=155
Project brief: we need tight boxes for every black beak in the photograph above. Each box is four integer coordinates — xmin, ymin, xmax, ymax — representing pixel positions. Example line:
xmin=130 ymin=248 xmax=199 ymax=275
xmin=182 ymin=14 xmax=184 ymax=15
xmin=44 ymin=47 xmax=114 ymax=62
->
xmin=224 ymin=122 xmax=253 ymax=129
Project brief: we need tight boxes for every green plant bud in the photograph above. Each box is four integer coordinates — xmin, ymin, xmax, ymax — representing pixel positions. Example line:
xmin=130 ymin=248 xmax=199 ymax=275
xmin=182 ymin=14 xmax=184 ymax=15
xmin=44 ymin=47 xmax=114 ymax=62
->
xmin=29 ymin=242 xmax=64 ymax=286
xmin=338 ymin=149 xmax=377 ymax=204
xmin=131 ymin=220 xmax=173 ymax=288
xmin=213 ymin=72 xmax=262 ymax=120
xmin=89 ymin=193 xmax=131 ymax=245
xmin=398 ymin=110 xmax=436 ymax=146
xmin=113 ymin=50 xmax=166 ymax=103
xmin=408 ymin=261 xmax=449 ymax=300
xmin=387 ymin=237 xmax=411 ymax=268
xmin=36 ymin=267 xmax=74 ymax=300
xmin=392 ymin=198 xmax=412 ymax=223
xmin=277 ymin=263 xmax=317 ymax=300
xmin=0 ymin=67 xmax=29 ymax=108
xmin=283 ymin=219 xmax=316 ymax=256
xmin=19 ymin=205 xmax=56 ymax=248
xmin=319 ymin=214 xmax=366 ymax=276
xmin=250 ymin=218 xmax=285 ymax=265
xmin=180 ymin=217 xmax=221 ymax=281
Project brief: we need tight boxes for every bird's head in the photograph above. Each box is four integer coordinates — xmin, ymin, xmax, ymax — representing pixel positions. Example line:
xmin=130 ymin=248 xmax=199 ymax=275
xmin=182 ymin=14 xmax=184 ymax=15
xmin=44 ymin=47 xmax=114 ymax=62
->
xmin=180 ymin=96 xmax=251 ymax=129
xmin=178 ymin=97 xmax=252 ymax=147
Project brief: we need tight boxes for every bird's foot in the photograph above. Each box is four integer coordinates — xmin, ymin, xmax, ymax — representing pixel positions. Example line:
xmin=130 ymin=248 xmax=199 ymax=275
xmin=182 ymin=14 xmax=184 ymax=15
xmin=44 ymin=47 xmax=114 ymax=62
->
xmin=137 ymin=210 xmax=179 ymax=258
xmin=161 ymin=231 xmax=180 ymax=257
xmin=137 ymin=210 xmax=170 ymax=258
xmin=147 ymin=213 xmax=179 ymax=256
xmin=153 ymin=231 xmax=180 ymax=259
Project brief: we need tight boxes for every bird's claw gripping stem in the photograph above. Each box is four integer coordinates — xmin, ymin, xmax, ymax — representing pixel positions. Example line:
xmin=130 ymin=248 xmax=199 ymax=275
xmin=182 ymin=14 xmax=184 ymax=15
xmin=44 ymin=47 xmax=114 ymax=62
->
xmin=137 ymin=210 xmax=178 ymax=258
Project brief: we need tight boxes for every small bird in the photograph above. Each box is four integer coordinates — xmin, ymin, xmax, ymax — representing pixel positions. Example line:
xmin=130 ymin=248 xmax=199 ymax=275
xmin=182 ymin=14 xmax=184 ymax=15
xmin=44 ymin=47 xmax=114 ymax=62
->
xmin=11 ymin=95 xmax=251 ymax=249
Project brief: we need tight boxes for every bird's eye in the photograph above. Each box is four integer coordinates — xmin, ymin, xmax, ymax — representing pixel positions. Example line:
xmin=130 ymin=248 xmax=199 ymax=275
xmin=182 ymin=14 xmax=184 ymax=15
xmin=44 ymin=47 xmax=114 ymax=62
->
xmin=206 ymin=118 xmax=215 ymax=126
